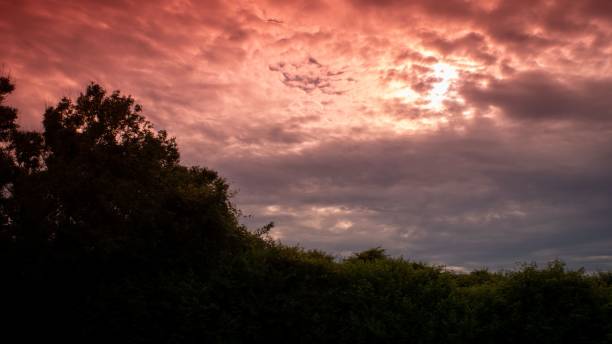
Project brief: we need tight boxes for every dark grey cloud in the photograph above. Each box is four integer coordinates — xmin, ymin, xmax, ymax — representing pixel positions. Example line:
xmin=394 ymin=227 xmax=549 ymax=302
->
xmin=215 ymin=118 xmax=612 ymax=270
xmin=461 ymin=72 xmax=612 ymax=122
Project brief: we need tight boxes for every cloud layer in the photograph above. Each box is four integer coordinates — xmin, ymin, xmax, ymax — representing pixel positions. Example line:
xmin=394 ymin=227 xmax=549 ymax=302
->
xmin=2 ymin=0 xmax=612 ymax=270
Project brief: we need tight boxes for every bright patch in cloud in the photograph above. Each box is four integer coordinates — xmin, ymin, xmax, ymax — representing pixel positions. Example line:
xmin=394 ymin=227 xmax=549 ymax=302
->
xmin=428 ymin=63 xmax=458 ymax=109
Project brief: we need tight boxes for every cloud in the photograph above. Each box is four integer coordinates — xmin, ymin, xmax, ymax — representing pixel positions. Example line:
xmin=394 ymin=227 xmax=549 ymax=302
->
xmin=223 ymin=118 xmax=612 ymax=269
xmin=461 ymin=71 xmax=612 ymax=122
xmin=2 ymin=0 xmax=612 ymax=270
xmin=269 ymin=57 xmax=350 ymax=95
xmin=420 ymin=31 xmax=497 ymax=65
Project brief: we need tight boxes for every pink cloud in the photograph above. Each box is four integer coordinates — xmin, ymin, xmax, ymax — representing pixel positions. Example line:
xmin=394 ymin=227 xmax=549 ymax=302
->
xmin=2 ymin=0 xmax=612 ymax=269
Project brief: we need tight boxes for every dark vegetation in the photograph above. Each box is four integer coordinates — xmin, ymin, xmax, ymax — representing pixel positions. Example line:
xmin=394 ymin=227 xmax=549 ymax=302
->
xmin=1 ymin=77 xmax=611 ymax=343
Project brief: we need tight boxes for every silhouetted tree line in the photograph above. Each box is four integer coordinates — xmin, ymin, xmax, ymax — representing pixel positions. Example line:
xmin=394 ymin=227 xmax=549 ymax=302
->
xmin=1 ymin=77 xmax=611 ymax=343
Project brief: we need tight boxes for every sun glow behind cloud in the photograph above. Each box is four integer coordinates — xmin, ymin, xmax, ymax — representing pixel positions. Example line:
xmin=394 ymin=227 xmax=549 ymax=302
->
xmin=377 ymin=60 xmax=463 ymax=133
xmin=428 ymin=63 xmax=458 ymax=109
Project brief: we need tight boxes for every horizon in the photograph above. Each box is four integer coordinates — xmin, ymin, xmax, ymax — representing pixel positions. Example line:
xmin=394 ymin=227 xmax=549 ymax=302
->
xmin=2 ymin=0 xmax=612 ymax=271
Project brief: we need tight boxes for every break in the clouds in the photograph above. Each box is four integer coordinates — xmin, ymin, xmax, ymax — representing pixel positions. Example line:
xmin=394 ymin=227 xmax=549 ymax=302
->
xmin=2 ymin=0 xmax=612 ymax=270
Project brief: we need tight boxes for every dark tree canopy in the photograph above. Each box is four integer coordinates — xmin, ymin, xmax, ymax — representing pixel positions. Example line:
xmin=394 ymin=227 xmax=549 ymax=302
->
xmin=2 ymin=81 xmax=247 ymax=260
xmin=0 ymin=77 xmax=25 ymax=233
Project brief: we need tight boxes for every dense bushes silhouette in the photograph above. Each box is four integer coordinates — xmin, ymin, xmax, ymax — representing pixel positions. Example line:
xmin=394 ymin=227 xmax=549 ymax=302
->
xmin=1 ymin=78 xmax=611 ymax=343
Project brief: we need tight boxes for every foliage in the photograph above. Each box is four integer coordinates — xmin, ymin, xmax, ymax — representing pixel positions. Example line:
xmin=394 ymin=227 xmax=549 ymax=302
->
xmin=345 ymin=246 xmax=388 ymax=262
xmin=1 ymin=78 xmax=611 ymax=343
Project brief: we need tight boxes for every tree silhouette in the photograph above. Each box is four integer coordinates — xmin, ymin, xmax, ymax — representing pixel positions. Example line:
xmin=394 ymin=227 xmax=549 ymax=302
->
xmin=0 ymin=76 xmax=19 ymax=230
xmin=347 ymin=246 xmax=388 ymax=262
xmin=3 ymin=82 xmax=247 ymax=260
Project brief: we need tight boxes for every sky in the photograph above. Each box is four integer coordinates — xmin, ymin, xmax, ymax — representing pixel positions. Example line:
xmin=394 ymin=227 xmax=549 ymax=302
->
xmin=2 ymin=0 xmax=612 ymax=270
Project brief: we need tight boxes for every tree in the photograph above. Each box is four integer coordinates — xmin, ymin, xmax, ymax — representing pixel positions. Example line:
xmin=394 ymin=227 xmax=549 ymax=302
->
xmin=2 ymin=80 xmax=250 ymax=263
xmin=347 ymin=247 xmax=388 ymax=262
xmin=0 ymin=76 xmax=18 ymax=229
